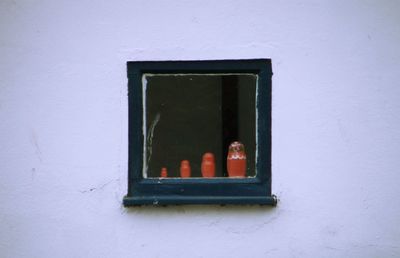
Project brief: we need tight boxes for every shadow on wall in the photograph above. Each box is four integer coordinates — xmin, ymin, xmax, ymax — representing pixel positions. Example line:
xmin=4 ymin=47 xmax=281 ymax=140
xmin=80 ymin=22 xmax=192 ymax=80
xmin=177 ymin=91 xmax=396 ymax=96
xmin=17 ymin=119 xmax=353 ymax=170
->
xmin=123 ymin=205 xmax=277 ymax=216
xmin=119 ymin=205 xmax=282 ymax=237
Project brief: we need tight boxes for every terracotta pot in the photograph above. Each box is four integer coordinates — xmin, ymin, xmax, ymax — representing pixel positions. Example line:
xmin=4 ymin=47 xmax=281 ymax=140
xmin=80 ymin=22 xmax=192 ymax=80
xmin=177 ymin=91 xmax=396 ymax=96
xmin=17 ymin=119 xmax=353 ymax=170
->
xmin=180 ymin=160 xmax=191 ymax=178
xmin=160 ymin=167 xmax=168 ymax=178
xmin=201 ymin=153 xmax=215 ymax=178
xmin=227 ymin=141 xmax=247 ymax=177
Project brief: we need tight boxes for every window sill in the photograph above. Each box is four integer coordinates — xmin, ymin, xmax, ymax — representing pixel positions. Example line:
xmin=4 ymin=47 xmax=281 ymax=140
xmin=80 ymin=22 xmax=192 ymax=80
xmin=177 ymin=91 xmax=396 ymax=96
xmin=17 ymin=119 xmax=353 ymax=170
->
xmin=123 ymin=195 xmax=277 ymax=206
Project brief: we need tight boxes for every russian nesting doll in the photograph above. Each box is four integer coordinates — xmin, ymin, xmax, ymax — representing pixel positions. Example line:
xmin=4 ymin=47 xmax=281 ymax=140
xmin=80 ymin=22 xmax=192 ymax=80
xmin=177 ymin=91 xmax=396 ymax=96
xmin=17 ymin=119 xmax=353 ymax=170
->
xmin=180 ymin=160 xmax=191 ymax=178
xmin=160 ymin=167 xmax=168 ymax=178
xmin=201 ymin=153 xmax=215 ymax=177
xmin=227 ymin=141 xmax=246 ymax=177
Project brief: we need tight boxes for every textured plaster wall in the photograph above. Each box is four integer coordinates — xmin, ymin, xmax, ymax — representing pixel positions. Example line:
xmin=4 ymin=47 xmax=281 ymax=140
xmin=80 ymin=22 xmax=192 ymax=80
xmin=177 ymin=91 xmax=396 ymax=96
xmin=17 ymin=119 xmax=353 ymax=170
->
xmin=1 ymin=1 xmax=400 ymax=257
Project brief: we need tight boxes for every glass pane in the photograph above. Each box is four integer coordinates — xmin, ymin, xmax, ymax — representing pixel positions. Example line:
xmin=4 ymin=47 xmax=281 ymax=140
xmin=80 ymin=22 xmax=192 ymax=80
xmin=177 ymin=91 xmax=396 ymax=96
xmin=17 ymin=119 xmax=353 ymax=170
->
xmin=144 ymin=74 xmax=257 ymax=178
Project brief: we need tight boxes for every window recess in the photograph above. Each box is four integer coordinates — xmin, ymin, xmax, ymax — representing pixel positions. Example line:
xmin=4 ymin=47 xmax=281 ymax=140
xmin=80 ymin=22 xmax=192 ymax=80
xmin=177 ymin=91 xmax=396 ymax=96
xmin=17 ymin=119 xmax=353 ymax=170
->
xmin=123 ymin=59 xmax=276 ymax=206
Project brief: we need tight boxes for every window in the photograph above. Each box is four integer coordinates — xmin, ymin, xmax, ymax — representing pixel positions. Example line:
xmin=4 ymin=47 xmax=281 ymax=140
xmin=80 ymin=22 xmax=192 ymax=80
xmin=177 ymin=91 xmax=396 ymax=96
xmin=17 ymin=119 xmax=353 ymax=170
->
xmin=123 ymin=59 xmax=276 ymax=206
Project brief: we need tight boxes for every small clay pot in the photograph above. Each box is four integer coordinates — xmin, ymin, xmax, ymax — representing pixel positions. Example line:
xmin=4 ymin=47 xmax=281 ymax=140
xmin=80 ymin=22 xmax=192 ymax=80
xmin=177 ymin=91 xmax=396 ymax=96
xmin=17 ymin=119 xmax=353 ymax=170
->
xmin=227 ymin=142 xmax=247 ymax=177
xmin=180 ymin=160 xmax=191 ymax=178
xmin=201 ymin=153 xmax=215 ymax=178
xmin=160 ymin=167 xmax=168 ymax=178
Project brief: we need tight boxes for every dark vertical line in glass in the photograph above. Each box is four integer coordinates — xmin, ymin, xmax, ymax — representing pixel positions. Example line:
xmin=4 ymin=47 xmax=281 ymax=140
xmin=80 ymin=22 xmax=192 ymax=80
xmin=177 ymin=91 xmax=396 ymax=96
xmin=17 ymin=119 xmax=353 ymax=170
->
xmin=221 ymin=75 xmax=239 ymax=177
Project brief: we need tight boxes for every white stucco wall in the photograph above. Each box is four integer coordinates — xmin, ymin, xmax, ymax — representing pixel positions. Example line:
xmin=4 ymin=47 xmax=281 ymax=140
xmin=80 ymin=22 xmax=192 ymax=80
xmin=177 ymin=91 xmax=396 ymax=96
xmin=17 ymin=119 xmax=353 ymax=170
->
xmin=1 ymin=1 xmax=400 ymax=257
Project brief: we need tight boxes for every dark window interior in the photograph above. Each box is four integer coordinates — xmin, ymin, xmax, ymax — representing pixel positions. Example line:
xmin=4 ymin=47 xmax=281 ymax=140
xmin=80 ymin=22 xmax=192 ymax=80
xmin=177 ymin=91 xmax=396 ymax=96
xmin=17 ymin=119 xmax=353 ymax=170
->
xmin=144 ymin=74 xmax=256 ymax=178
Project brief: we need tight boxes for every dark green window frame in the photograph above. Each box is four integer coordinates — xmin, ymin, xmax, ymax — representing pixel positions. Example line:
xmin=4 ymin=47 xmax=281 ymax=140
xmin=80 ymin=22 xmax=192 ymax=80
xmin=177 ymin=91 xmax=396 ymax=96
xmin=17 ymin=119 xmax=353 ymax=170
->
xmin=123 ymin=59 xmax=276 ymax=206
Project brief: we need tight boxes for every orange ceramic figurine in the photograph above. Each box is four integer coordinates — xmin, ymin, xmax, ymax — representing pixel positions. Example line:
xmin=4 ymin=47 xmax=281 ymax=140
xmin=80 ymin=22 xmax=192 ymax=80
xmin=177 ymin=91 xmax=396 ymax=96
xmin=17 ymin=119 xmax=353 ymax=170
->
xmin=227 ymin=141 xmax=247 ymax=177
xmin=201 ymin=153 xmax=215 ymax=177
xmin=160 ymin=167 xmax=168 ymax=178
xmin=180 ymin=160 xmax=191 ymax=178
